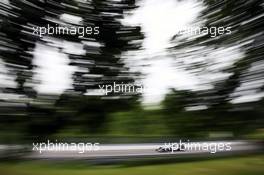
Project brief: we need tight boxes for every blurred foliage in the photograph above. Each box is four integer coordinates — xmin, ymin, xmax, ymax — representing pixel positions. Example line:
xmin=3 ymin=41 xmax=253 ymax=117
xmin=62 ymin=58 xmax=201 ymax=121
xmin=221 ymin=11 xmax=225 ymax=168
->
xmin=0 ymin=0 xmax=264 ymax=143
xmin=165 ymin=0 xmax=264 ymax=138
xmin=0 ymin=0 xmax=144 ymax=141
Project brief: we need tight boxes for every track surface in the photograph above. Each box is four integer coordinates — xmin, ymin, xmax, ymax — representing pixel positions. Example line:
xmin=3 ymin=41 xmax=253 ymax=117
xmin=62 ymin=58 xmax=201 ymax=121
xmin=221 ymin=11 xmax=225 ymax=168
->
xmin=22 ymin=141 xmax=261 ymax=159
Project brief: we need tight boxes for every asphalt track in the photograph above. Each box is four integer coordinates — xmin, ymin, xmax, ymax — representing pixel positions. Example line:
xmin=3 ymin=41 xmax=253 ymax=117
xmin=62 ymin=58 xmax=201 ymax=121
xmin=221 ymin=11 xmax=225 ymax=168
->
xmin=24 ymin=141 xmax=261 ymax=160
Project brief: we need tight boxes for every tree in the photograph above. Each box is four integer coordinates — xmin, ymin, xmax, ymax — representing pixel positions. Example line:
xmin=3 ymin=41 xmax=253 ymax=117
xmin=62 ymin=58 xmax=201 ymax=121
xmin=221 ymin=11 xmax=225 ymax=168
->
xmin=0 ymin=0 xmax=144 ymax=140
xmin=165 ymin=0 xmax=264 ymax=136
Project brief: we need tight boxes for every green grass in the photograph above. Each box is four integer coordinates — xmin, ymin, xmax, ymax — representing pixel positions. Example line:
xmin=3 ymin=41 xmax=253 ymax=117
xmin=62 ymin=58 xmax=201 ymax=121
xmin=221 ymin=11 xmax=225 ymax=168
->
xmin=0 ymin=155 xmax=264 ymax=175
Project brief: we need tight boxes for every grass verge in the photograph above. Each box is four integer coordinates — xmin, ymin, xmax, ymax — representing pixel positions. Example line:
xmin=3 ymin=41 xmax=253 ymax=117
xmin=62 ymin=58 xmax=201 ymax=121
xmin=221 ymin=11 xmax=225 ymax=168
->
xmin=0 ymin=155 xmax=263 ymax=175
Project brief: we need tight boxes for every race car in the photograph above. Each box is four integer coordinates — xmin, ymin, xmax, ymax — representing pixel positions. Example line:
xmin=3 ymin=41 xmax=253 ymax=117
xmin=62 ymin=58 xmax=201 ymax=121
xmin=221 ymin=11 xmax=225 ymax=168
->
xmin=155 ymin=144 xmax=185 ymax=152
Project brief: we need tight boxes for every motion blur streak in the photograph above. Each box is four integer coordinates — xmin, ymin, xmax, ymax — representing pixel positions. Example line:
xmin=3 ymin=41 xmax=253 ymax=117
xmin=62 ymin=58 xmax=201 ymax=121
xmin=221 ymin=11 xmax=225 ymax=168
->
xmin=0 ymin=1 xmax=263 ymax=172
